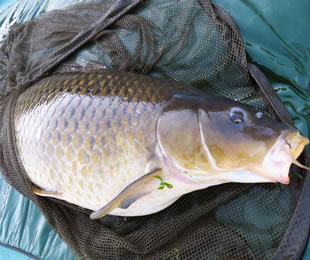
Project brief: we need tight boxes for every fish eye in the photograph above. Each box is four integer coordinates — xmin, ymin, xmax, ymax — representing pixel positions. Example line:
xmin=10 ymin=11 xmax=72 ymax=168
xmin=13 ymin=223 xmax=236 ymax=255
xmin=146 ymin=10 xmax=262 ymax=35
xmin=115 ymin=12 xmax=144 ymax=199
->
xmin=255 ymin=111 xmax=263 ymax=118
xmin=229 ymin=107 xmax=245 ymax=124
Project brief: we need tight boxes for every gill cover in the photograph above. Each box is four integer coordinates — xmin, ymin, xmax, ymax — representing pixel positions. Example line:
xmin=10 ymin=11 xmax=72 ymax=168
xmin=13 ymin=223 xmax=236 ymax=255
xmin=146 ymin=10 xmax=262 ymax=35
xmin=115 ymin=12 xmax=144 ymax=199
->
xmin=156 ymin=94 xmax=211 ymax=173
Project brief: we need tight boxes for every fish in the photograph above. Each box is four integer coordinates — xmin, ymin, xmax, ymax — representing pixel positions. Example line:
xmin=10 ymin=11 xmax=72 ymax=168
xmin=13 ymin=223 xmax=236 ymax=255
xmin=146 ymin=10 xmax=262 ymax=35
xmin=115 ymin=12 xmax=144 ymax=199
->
xmin=13 ymin=69 xmax=310 ymax=219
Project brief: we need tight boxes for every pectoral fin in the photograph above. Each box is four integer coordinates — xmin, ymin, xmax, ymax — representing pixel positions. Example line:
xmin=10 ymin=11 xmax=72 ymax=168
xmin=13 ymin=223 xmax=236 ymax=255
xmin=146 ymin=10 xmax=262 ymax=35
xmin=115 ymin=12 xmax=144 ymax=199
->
xmin=90 ymin=168 xmax=163 ymax=219
xmin=32 ymin=184 xmax=62 ymax=198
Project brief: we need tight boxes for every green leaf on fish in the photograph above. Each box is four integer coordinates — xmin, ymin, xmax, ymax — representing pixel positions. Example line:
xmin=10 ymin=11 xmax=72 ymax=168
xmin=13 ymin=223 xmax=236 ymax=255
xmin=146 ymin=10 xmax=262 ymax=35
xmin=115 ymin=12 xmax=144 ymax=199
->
xmin=154 ymin=176 xmax=173 ymax=190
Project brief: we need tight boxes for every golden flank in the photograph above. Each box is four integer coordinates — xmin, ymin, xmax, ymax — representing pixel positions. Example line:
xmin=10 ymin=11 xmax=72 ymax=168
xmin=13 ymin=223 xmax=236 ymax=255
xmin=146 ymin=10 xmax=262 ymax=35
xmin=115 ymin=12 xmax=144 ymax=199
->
xmin=14 ymin=70 xmax=309 ymax=219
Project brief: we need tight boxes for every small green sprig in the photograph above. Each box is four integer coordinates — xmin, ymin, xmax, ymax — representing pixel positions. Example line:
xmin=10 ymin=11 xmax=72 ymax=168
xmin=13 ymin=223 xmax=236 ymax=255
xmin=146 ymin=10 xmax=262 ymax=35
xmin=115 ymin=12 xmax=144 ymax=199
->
xmin=154 ymin=176 xmax=173 ymax=190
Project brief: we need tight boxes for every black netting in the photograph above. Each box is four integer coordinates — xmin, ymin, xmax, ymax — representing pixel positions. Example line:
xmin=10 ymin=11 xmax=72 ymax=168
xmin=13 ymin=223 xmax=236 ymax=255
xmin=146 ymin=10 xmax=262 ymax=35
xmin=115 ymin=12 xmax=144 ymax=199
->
xmin=0 ymin=0 xmax=309 ymax=259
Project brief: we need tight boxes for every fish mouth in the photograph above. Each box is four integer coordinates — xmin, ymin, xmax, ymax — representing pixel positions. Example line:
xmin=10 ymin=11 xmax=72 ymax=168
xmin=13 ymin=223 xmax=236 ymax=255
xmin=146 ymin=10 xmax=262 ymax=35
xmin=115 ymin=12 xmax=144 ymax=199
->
xmin=284 ymin=130 xmax=309 ymax=160
xmin=258 ymin=130 xmax=309 ymax=185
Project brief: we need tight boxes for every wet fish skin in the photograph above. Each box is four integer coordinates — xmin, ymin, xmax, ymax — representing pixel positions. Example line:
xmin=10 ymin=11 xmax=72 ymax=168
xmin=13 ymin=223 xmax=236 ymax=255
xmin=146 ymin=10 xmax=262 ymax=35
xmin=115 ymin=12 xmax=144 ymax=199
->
xmin=14 ymin=70 xmax=202 ymax=214
xmin=13 ymin=69 xmax=309 ymax=218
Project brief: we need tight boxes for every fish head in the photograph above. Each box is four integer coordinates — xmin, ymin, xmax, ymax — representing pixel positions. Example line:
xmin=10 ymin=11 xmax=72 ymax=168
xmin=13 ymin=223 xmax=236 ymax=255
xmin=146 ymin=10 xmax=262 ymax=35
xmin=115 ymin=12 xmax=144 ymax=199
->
xmin=198 ymin=97 xmax=309 ymax=184
xmin=157 ymin=95 xmax=309 ymax=185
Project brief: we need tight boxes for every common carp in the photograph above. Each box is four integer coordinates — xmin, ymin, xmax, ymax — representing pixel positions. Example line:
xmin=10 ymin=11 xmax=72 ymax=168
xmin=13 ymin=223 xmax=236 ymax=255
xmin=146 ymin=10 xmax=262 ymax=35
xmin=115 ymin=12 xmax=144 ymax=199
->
xmin=13 ymin=70 xmax=309 ymax=219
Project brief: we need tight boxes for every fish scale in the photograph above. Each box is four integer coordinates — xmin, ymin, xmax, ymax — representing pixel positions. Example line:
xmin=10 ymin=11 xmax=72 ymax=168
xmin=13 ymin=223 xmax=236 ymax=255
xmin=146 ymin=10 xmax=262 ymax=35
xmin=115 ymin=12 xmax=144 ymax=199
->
xmin=14 ymin=70 xmax=182 ymax=212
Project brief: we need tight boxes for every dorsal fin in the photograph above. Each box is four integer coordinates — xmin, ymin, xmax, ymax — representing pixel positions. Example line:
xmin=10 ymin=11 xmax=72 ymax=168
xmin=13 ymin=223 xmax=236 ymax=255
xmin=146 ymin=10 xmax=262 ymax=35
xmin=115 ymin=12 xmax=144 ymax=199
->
xmin=85 ymin=60 xmax=107 ymax=71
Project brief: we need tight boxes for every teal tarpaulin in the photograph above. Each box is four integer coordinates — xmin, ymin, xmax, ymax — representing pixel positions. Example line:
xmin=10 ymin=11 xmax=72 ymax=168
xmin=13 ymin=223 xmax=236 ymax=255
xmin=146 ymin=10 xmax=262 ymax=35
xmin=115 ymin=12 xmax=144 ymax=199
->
xmin=0 ymin=244 xmax=33 ymax=260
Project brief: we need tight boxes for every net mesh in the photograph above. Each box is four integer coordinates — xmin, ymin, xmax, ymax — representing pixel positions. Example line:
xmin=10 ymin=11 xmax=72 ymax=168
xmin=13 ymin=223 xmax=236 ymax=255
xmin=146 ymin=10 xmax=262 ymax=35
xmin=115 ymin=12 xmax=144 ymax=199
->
xmin=0 ymin=0 xmax=309 ymax=259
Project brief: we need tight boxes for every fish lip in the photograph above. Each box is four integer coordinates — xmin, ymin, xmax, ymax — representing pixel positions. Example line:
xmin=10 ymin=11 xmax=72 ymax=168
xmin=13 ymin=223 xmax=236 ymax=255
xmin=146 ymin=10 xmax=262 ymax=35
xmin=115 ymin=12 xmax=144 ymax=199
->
xmin=259 ymin=134 xmax=293 ymax=185
xmin=275 ymin=175 xmax=290 ymax=184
